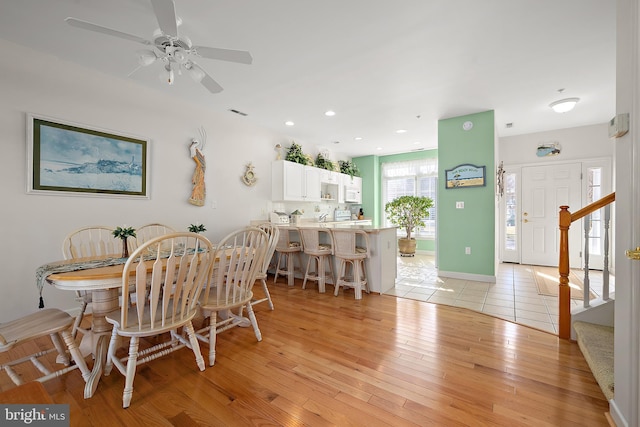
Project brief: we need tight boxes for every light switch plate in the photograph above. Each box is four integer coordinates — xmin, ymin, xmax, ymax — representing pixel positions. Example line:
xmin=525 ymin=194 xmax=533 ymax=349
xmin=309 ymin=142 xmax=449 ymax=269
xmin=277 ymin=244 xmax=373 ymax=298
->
xmin=456 ymin=201 xmax=464 ymax=209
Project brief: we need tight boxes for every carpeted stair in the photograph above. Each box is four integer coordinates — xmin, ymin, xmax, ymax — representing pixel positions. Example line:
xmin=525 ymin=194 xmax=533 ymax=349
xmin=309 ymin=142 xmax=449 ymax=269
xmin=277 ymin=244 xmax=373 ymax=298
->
xmin=573 ymin=321 xmax=614 ymax=401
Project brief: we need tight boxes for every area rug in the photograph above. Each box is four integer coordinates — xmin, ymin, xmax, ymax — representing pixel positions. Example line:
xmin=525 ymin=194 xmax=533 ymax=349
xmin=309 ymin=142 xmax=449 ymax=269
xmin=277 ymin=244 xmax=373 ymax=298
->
xmin=531 ymin=265 xmax=595 ymax=300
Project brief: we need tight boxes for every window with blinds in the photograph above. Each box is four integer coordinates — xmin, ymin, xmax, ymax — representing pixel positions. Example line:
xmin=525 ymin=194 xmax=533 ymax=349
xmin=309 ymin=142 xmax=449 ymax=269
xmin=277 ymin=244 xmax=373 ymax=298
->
xmin=382 ymin=158 xmax=437 ymax=238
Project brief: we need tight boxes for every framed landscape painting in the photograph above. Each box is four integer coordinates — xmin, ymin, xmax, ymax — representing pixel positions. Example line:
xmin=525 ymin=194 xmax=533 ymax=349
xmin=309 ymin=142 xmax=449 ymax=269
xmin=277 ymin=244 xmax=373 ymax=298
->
xmin=445 ymin=163 xmax=486 ymax=189
xmin=27 ymin=113 xmax=149 ymax=198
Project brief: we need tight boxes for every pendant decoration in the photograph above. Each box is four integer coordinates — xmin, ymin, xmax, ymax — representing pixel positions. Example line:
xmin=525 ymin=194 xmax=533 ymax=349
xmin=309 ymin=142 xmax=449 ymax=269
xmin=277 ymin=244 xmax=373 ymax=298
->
xmin=496 ymin=161 xmax=505 ymax=198
xmin=242 ymin=162 xmax=257 ymax=186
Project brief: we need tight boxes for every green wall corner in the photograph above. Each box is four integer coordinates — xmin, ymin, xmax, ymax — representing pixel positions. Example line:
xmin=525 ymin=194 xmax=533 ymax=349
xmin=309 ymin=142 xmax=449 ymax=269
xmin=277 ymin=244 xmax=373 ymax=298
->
xmin=437 ymin=111 xmax=496 ymax=277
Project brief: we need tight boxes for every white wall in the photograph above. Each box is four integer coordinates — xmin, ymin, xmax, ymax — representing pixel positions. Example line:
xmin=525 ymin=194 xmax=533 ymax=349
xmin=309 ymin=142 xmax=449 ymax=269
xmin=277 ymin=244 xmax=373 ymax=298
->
xmin=499 ymin=123 xmax=613 ymax=164
xmin=0 ymin=39 xmax=307 ymax=321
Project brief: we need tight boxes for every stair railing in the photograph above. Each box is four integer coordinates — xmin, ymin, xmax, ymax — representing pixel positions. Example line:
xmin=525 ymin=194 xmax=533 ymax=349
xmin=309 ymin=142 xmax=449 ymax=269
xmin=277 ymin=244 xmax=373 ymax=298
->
xmin=558 ymin=192 xmax=615 ymax=340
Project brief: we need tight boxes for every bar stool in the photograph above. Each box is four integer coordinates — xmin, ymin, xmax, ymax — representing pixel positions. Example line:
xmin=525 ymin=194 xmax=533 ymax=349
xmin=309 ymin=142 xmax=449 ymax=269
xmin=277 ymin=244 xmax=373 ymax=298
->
xmin=299 ymin=227 xmax=335 ymax=293
xmin=273 ymin=228 xmax=303 ymax=287
xmin=332 ymin=229 xmax=370 ymax=299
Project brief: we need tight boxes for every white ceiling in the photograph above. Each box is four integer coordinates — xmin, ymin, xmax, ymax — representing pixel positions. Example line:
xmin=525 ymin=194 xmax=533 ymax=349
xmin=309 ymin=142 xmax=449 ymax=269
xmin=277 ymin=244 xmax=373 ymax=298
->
xmin=0 ymin=0 xmax=616 ymax=158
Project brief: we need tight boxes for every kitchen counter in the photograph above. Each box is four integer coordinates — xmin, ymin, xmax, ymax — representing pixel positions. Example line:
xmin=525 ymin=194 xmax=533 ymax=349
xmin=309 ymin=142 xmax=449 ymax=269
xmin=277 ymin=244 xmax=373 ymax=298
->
xmin=254 ymin=220 xmax=398 ymax=294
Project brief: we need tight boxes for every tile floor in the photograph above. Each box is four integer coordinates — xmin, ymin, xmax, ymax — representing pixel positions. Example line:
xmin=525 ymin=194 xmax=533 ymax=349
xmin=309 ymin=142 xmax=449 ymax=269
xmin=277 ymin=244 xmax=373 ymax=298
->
xmin=385 ymin=254 xmax=615 ymax=334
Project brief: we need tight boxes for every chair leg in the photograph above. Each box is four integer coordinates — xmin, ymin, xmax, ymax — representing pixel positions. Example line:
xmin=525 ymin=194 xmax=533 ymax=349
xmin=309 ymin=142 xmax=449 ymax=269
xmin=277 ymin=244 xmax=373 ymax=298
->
xmin=209 ymin=311 xmax=218 ymax=366
xmin=122 ymin=336 xmax=140 ymax=408
xmin=183 ymin=321 xmax=205 ymax=371
xmin=245 ymin=303 xmax=262 ymax=342
xmin=104 ymin=327 xmax=119 ymax=376
xmin=49 ymin=332 xmax=70 ymax=366
xmin=354 ymin=260 xmax=362 ymax=300
xmin=287 ymin=253 xmax=295 ymax=287
xmin=261 ymin=278 xmax=274 ymax=310
xmin=302 ymin=255 xmax=313 ymax=289
xmin=335 ymin=259 xmax=346 ymax=296
xmin=273 ymin=252 xmax=283 ymax=284
xmin=72 ymin=300 xmax=88 ymax=339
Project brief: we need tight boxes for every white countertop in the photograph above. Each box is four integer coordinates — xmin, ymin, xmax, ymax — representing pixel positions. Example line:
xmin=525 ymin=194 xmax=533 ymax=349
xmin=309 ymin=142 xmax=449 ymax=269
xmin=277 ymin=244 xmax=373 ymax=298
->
xmin=252 ymin=219 xmax=396 ymax=233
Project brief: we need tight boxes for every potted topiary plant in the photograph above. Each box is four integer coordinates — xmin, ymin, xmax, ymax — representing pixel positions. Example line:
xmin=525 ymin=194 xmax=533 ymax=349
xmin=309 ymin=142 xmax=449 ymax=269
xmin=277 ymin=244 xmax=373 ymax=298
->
xmin=384 ymin=195 xmax=434 ymax=256
xmin=113 ymin=226 xmax=136 ymax=258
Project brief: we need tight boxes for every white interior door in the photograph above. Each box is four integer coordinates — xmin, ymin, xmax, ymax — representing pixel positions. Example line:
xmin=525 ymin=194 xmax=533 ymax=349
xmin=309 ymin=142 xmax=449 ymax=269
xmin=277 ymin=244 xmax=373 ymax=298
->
xmin=521 ymin=163 xmax=582 ymax=267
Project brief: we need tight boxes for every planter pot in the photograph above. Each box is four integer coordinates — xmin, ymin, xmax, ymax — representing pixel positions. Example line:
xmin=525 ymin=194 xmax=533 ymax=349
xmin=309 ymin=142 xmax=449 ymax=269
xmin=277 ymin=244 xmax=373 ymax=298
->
xmin=398 ymin=238 xmax=417 ymax=257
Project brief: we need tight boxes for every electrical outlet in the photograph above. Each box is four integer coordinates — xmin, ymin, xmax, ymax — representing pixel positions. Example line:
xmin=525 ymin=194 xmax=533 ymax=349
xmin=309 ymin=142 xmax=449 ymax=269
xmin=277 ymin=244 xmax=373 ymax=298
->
xmin=456 ymin=201 xmax=464 ymax=209
xmin=465 ymin=247 xmax=471 ymax=255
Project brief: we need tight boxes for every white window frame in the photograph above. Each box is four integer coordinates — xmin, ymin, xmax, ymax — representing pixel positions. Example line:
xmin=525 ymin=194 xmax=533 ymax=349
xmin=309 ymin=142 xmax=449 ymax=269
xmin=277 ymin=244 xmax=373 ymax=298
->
xmin=382 ymin=159 xmax=437 ymax=239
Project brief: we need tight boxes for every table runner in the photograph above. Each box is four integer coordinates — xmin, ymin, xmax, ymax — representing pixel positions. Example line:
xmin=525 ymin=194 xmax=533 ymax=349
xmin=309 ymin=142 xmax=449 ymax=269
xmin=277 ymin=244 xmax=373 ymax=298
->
xmin=35 ymin=256 xmax=128 ymax=308
xmin=36 ymin=247 xmax=207 ymax=308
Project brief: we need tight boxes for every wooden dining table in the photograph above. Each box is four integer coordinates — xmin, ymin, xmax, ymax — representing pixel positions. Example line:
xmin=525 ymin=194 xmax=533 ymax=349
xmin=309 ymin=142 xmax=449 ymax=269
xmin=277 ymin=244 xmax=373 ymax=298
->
xmin=42 ymin=256 xmax=129 ymax=399
xmin=38 ymin=247 xmax=246 ymax=399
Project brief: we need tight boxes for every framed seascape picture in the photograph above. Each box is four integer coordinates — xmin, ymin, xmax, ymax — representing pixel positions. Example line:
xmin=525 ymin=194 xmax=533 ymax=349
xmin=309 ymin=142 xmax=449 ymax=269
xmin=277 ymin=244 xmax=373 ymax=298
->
xmin=27 ymin=113 xmax=149 ymax=198
xmin=445 ymin=163 xmax=486 ymax=189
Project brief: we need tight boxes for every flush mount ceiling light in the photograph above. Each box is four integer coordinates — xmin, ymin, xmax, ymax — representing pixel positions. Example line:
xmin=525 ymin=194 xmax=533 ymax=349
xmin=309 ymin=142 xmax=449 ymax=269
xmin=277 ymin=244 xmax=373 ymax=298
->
xmin=324 ymin=110 xmax=336 ymax=117
xmin=549 ymin=97 xmax=580 ymax=113
xmin=284 ymin=121 xmax=294 ymax=126
xmin=396 ymin=129 xmax=407 ymax=134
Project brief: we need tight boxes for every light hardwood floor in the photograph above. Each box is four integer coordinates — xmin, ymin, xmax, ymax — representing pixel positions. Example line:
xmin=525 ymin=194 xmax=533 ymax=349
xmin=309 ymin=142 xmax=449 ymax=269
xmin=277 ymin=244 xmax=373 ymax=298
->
xmin=0 ymin=276 xmax=609 ymax=426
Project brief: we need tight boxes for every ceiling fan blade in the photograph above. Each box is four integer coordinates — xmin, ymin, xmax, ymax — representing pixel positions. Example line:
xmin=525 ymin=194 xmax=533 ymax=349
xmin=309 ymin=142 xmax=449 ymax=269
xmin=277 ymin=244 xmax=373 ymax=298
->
xmin=151 ymin=0 xmax=178 ymax=37
xmin=127 ymin=65 xmax=143 ymax=78
xmin=192 ymin=46 xmax=253 ymax=65
xmin=190 ymin=63 xmax=223 ymax=93
xmin=65 ymin=17 xmax=151 ymax=45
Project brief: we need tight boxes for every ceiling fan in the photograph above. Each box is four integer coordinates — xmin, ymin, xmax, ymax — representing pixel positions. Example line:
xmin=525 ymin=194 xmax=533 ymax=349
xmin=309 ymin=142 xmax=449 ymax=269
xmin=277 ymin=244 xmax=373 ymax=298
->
xmin=65 ymin=0 xmax=252 ymax=93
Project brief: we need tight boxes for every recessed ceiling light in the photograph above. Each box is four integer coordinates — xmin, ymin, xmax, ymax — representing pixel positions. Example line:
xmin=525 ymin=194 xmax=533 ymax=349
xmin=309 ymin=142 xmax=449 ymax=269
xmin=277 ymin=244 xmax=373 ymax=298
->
xmin=376 ymin=147 xmax=383 ymax=151
xmin=396 ymin=129 xmax=407 ymax=134
xmin=413 ymin=141 xmax=420 ymax=145
xmin=354 ymin=137 xmax=363 ymax=141
xmin=324 ymin=110 xmax=336 ymax=117
xmin=285 ymin=121 xmax=294 ymax=126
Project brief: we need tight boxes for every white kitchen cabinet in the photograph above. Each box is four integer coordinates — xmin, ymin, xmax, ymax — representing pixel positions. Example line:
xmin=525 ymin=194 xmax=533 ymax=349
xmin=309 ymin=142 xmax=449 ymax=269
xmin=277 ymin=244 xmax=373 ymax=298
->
xmin=319 ymin=169 xmax=341 ymax=184
xmin=272 ymin=160 xmax=321 ymax=202
xmin=304 ymin=165 xmax=321 ymax=202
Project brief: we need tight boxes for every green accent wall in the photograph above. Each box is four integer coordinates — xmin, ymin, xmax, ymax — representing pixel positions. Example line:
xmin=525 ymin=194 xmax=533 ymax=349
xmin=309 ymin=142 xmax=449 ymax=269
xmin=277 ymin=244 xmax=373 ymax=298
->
xmin=354 ymin=150 xmax=438 ymax=253
xmin=437 ymin=110 xmax=495 ymax=277
xmin=353 ymin=156 xmax=379 ymax=226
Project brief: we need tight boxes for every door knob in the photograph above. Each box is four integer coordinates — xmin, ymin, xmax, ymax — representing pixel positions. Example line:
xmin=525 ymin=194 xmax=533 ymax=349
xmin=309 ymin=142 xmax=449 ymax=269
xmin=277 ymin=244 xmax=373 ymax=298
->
xmin=523 ymin=212 xmax=528 ymax=216
xmin=626 ymin=247 xmax=640 ymax=260
xmin=523 ymin=219 xmax=529 ymax=223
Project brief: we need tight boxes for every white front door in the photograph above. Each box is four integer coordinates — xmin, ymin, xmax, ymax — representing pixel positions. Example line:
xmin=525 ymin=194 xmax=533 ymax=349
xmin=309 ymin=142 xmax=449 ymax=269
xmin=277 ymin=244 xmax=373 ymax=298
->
xmin=521 ymin=163 xmax=582 ymax=267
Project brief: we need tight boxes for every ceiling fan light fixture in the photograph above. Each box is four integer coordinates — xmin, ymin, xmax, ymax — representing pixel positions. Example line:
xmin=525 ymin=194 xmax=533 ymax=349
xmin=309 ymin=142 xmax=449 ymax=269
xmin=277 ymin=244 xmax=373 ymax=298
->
xmin=185 ymin=62 xmax=205 ymax=82
xmin=137 ymin=50 xmax=157 ymax=66
xmin=549 ymin=97 xmax=580 ymax=113
xmin=159 ymin=65 xmax=174 ymax=85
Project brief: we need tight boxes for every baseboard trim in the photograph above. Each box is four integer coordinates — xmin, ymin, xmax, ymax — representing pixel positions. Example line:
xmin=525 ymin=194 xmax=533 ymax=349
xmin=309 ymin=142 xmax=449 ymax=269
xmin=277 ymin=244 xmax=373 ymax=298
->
xmin=438 ymin=270 xmax=496 ymax=283
xmin=608 ymin=399 xmax=627 ymax=427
